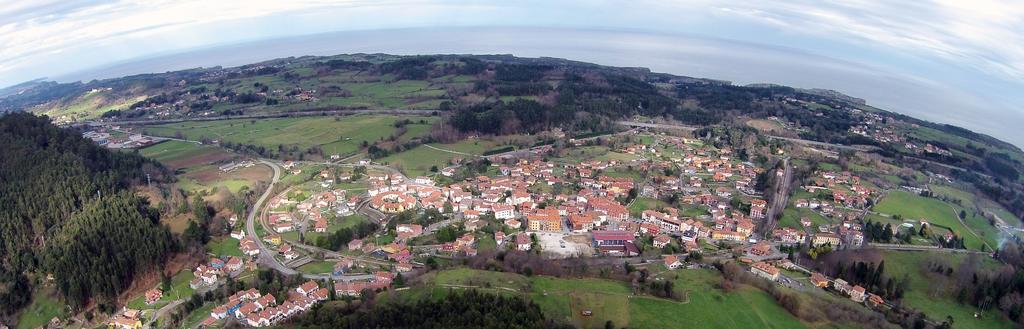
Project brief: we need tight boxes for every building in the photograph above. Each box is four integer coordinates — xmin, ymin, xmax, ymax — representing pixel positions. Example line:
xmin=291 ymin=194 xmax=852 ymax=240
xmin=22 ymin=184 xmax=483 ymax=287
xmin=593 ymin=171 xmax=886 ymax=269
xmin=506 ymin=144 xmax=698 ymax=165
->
xmin=664 ymin=255 xmax=683 ymax=269
xmin=653 ymin=234 xmax=672 ymax=249
xmin=515 ymin=233 xmax=532 ymax=251
xmin=750 ymin=199 xmax=767 ymax=219
xmin=750 ymin=261 xmax=780 ymax=281
xmin=493 ymin=204 xmax=516 ymax=220
xmin=527 ymin=209 xmax=562 ymax=232
xmin=810 ymin=272 xmax=830 ymax=288
xmin=370 ymin=192 xmax=417 ymax=213
xmin=812 ymin=233 xmax=841 ymax=247
xmin=592 ymin=230 xmax=636 ymax=255
xmin=850 ymin=285 xmax=867 ymax=302
xmin=748 ymin=242 xmax=772 ymax=256
xmin=144 ymin=288 xmax=163 ymax=305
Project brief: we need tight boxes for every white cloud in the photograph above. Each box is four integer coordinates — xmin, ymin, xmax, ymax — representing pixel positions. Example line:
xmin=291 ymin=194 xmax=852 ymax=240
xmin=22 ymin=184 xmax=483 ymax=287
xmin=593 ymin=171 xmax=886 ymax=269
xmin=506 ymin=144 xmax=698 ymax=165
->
xmin=705 ymin=0 xmax=1024 ymax=81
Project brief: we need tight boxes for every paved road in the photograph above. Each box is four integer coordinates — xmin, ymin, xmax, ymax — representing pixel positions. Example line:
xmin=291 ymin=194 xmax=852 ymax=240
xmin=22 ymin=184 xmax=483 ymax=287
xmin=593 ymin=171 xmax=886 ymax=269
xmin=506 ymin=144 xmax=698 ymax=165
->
xmin=244 ymin=160 xmax=300 ymax=276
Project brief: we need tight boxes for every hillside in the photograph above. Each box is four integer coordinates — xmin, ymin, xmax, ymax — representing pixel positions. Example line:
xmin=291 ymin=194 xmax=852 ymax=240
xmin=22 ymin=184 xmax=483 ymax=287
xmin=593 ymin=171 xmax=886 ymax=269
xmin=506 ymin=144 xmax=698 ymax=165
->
xmin=0 ymin=113 xmax=175 ymax=317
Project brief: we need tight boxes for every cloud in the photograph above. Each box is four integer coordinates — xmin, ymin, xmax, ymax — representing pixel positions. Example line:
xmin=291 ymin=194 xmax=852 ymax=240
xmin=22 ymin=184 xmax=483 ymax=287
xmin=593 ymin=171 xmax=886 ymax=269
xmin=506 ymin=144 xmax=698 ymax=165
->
xmin=705 ymin=0 xmax=1024 ymax=82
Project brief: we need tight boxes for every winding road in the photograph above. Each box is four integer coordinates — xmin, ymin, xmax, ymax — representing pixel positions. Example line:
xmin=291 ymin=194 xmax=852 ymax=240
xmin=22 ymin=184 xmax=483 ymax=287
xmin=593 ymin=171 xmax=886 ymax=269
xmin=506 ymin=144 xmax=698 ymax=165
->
xmin=244 ymin=160 xmax=299 ymax=276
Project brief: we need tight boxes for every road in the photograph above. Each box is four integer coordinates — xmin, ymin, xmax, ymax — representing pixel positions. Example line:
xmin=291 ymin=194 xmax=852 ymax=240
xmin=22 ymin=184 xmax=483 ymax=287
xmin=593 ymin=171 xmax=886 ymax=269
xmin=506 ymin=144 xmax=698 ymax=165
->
xmin=244 ymin=160 xmax=300 ymax=276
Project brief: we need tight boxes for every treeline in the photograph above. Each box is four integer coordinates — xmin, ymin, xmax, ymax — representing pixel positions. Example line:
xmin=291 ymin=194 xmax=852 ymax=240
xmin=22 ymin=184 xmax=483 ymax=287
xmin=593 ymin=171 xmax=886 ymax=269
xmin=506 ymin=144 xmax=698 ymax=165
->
xmin=830 ymin=260 xmax=907 ymax=301
xmin=950 ymin=239 xmax=1024 ymax=323
xmin=288 ymin=289 xmax=568 ymax=329
xmin=0 ymin=112 xmax=173 ymax=313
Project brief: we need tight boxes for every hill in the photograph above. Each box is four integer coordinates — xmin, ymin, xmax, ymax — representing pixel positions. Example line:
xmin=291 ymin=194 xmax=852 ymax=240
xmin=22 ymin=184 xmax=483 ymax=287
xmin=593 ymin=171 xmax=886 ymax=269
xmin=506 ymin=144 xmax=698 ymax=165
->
xmin=0 ymin=112 xmax=175 ymax=318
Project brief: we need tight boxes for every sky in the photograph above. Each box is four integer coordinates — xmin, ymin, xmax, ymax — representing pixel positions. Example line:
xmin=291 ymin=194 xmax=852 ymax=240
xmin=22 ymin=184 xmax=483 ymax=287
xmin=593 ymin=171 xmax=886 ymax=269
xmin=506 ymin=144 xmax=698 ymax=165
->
xmin=1 ymin=0 xmax=1022 ymax=147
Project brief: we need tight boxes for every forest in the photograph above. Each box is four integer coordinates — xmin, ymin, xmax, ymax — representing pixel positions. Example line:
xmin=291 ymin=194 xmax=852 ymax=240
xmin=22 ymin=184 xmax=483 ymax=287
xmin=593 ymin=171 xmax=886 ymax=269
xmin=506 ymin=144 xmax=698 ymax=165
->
xmin=0 ymin=113 xmax=175 ymax=313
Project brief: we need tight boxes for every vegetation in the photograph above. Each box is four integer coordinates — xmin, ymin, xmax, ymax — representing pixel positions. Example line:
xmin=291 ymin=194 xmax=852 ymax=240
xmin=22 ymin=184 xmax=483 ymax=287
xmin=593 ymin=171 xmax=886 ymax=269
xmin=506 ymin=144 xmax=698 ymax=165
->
xmin=289 ymin=289 xmax=564 ymax=329
xmin=0 ymin=113 xmax=173 ymax=314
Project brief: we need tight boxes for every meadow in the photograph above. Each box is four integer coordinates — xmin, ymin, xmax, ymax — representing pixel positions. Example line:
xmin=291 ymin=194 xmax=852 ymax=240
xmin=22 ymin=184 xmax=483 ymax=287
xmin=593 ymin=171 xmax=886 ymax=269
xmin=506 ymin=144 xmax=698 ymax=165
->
xmin=875 ymin=190 xmax=992 ymax=250
xmin=393 ymin=268 xmax=810 ymax=329
xmin=17 ymin=289 xmax=65 ymax=329
xmin=144 ymin=115 xmax=436 ymax=157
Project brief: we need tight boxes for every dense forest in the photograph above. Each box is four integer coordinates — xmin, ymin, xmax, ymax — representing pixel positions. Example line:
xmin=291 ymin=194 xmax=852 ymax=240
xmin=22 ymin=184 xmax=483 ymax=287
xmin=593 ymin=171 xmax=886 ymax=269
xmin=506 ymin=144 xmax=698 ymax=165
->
xmin=0 ymin=112 xmax=174 ymax=313
xmin=288 ymin=289 xmax=569 ymax=329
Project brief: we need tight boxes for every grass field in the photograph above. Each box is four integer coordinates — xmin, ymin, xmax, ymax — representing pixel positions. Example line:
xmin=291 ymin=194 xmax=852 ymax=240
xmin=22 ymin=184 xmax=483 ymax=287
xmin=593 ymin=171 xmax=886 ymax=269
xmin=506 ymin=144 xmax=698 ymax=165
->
xmin=379 ymin=144 xmax=463 ymax=177
xmin=298 ymin=261 xmax=336 ymax=274
xmin=403 ymin=268 xmax=809 ymax=328
xmin=875 ymin=191 xmax=990 ymax=250
xmin=145 ymin=115 xmax=436 ymax=157
xmin=181 ymin=302 xmax=216 ymax=329
xmin=629 ymin=197 xmax=670 ymax=217
xmin=206 ymin=237 xmax=242 ymax=257
xmin=778 ymin=208 xmax=832 ymax=229
xmin=17 ymin=289 xmax=65 ymax=329
xmin=882 ymin=251 xmax=1014 ymax=329
xmin=161 ymin=270 xmax=196 ymax=302
xmin=283 ymin=214 xmax=368 ymax=242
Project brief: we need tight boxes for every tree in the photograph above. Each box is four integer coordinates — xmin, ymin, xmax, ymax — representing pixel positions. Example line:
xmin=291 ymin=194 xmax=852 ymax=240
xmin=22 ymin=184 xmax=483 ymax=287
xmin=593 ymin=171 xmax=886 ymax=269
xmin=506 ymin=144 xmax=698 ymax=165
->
xmin=161 ymin=272 xmax=172 ymax=292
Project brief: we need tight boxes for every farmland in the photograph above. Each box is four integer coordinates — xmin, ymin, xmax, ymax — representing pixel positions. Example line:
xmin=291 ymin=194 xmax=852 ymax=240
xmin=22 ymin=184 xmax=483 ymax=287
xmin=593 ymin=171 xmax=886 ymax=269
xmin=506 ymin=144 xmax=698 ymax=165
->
xmin=143 ymin=115 xmax=436 ymax=157
xmin=138 ymin=140 xmax=235 ymax=170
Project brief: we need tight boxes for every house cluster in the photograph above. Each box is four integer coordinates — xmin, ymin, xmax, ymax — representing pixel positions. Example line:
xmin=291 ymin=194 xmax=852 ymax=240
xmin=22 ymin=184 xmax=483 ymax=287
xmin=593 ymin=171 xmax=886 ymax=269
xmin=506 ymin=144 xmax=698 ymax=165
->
xmin=809 ymin=272 xmax=886 ymax=307
xmin=799 ymin=170 xmax=875 ymax=210
xmin=189 ymin=256 xmax=244 ymax=289
xmin=846 ymin=110 xmax=953 ymax=157
xmin=202 ymin=281 xmax=328 ymax=328
xmin=268 ymin=187 xmax=354 ymax=234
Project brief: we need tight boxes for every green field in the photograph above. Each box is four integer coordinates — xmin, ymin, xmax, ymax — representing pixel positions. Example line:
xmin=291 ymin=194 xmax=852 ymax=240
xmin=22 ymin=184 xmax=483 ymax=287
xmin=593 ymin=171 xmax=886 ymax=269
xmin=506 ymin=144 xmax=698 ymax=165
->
xmin=379 ymin=144 xmax=463 ymax=177
xmin=882 ymin=251 xmax=1014 ymax=329
xmin=298 ymin=261 xmax=336 ymax=274
xmin=283 ymin=214 xmax=368 ymax=242
xmin=181 ymin=302 xmax=217 ymax=329
xmin=145 ymin=115 xmax=436 ymax=157
xmin=138 ymin=140 xmax=213 ymax=162
xmin=778 ymin=207 xmax=832 ymax=229
xmin=205 ymin=237 xmax=242 ymax=257
xmin=629 ymin=197 xmax=670 ymax=217
xmin=554 ymin=145 xmax=639 ymax=164
xmin=875 ymin=191 xmax=991 ymax=250
xmin=161 ymin=269 xmax=196 ymax=302
xmin=400 ymin=268 xmax=810 ymax=328
xmin=17 ymin=289 xmax=65 ymax=329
